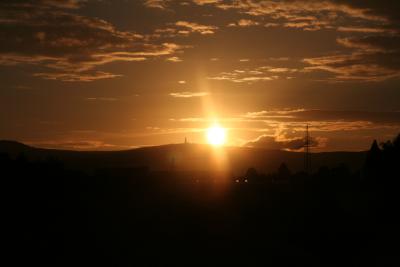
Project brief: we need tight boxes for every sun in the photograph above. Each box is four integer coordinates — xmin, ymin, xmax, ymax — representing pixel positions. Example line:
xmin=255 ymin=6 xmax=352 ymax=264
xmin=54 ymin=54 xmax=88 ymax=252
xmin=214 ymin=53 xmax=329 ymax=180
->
xmin=206 ymin=124 xmax=226 ymax=146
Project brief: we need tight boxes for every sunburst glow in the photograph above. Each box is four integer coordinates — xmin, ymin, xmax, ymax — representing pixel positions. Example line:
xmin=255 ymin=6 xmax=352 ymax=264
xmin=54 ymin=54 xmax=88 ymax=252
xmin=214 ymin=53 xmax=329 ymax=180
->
xmin=206 ymin=124 xmax=226 ymax=146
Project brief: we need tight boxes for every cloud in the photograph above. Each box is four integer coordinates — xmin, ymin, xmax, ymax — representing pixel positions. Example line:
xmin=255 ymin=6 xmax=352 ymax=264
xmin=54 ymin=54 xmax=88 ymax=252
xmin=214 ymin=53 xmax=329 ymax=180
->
xmin=166 ymin=56 xmax=183 ymax=62
xmin=85 ymin=97 xmax=118 ymax=101
xmin=283 ymin=20 xmax=332 ymax=31
xmin=150 ymin=21 xmax=217 ymax=37
xmin=170 ymin=109 xmax=400 ymax=135
xmin=187 ymin=0 xmax=393 ymax=33
xmin=26 ymin=140 xmax=120 ymax=150
xmin=169 ymin=108 xmax=399 ymax=151
xmin=237 ymin=109 xmax=400 ymax=136
xmin=266 ymin=67 xmax=291 ymax=73
xmin=337 ymin=26 xmax=394 ymax=33
xmin=336 ymin=38 xmax=380 ymax=52
xmin=243 ymin=109 xmax=400 ymax=124
xmin=244 ymin=134 xmax=319 ymax=151
xmin=269 ymin=57 xmax=290 ymax=61
xmin=338 ymin=35 xmax=400 ymax=52
xmin=303 ymin=35 xmax=400 ymax=82
xmin=208 ymin=66 xmax=298 ymax=83
xmin=333 ymin=0 xmax=400 ymax=24
xmin=33 ymin=71 xmax=122 ymax=82
xmin=244 ymin=109 xmax=306 ymax=119
xmin=264 ymin=22 xmax=280 ymax=28
xmin=228 ymin=19 xmax=259 ymax=27
xmin=175 ymin=21 xmax=218 ymax=35
xmin=0 ymin=2 xmax=185 ymax=81
xmin=192 ymin=0 xmax=221 ymax=5
xmin=4 ymin=0 xmax=87 ymax=10
xmin=196 ymin=0 xmax=387 ymax=22
xmin=143 ymin=0 xmax=171 ymax=9
xmin=145 ymin=1 xmax=398 ymax=33
xmin=208 ymin=74 xmax=276 ymax=83
xmin=141 ymin=0 xmax=400 ymax=86
xmin=145 ymin=127 xmax=204 ymax=135
xmin=169 ymin=91 xmax=209 ymax=98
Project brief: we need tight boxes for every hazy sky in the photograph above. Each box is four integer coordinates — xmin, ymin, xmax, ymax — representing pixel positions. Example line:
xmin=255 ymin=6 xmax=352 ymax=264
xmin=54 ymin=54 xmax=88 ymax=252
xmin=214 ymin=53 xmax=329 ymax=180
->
xmin=1 ymin=0 xmax=399 ymax=151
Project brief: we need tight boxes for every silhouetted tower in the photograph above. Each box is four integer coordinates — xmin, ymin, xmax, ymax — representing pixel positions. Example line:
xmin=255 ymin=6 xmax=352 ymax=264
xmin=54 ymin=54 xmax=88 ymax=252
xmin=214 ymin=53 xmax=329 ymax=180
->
xmin=184 ymin=137 xmax=187 ymax=144
xmin=304 ymin=124 xmax=311 ymax=174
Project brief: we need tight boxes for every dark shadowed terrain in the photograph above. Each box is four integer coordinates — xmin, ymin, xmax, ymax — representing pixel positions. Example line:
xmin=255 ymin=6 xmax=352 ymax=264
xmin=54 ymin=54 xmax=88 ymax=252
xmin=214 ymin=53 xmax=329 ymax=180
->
xmin=1 ymin=135 xmax=399 ymax=266
xmin=0 ymin=141 xmax=366 ymax=174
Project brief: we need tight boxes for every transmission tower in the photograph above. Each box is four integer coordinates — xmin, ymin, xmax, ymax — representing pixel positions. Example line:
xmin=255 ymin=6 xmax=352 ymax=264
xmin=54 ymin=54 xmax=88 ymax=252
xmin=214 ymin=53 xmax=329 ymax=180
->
xmin=304 ymin=124 xmax=311 ymax=174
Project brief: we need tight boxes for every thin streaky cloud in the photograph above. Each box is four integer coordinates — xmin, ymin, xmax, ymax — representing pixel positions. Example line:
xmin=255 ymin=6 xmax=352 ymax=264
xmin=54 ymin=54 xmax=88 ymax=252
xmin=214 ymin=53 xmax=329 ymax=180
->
xmin=169 ymin=92 xmax=209 ymax=98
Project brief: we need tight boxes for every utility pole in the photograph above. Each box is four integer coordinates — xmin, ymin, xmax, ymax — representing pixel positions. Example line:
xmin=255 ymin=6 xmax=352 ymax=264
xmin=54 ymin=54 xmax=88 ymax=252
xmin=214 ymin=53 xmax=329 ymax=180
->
xmin=304 ymin=124 xmax=311 ymax=174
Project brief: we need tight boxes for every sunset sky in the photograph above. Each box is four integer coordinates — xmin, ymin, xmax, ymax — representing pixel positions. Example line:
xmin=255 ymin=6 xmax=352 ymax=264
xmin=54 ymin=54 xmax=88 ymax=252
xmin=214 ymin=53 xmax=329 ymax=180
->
xmin=1 ymin=0 xmax=399 ymax=151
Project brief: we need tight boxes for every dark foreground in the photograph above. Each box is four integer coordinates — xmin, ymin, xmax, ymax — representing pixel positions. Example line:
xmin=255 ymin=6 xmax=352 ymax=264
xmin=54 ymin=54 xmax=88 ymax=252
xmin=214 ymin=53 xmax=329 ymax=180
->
xmin=3 ymin=136 xmax=399 ymax=266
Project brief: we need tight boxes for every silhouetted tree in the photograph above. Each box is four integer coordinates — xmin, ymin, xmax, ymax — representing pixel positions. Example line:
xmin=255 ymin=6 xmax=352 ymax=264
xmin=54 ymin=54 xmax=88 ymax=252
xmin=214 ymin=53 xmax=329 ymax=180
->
xmin=272 ymin=162 xmax=291 ymax=183
xmin=363 ymin=140 xmax=382 ymax=188
xmin=278 ymin=162 xmax=291 ymax=179
xmin=381 ymin=133 xmax=400 ymax=152
xmin=379 ymin=133 xmax=400 ymax=207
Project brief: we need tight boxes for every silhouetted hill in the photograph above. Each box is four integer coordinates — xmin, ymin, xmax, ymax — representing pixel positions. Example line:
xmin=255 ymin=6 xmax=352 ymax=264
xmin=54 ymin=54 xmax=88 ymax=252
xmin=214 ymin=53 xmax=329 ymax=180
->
xmin=0 ymin=140 xmax=366 ymax=174
xmin=4 ymin=134 xmax=399 ymax=266
xmin=0 ymin=140 xmax=34 ymax=154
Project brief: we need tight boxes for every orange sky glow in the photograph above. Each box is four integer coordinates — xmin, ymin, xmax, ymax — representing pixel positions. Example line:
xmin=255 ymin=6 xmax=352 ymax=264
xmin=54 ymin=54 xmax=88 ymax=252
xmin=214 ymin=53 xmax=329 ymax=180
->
xmin=0 ymin=0 xmax=399 ymax=151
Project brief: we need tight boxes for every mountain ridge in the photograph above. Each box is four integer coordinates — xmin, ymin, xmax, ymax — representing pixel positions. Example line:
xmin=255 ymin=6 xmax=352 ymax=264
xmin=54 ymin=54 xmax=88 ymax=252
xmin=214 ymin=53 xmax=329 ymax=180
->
xmin=0 ymin=140 xmax=367 ymax=174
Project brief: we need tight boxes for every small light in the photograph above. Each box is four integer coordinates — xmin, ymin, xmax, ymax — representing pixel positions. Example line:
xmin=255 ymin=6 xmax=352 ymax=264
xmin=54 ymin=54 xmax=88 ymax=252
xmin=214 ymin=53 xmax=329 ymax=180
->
xmin=244 ymin=179 xmax=248 ymax=183
xmin=235 ymin=179 xmax=239 ymax=183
